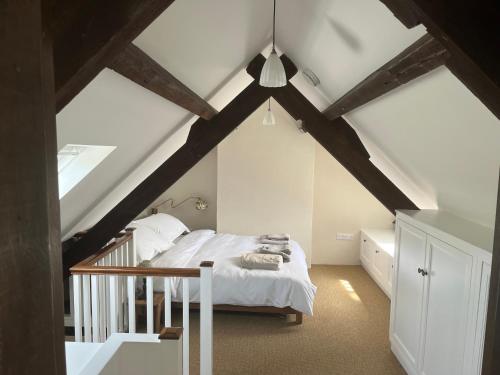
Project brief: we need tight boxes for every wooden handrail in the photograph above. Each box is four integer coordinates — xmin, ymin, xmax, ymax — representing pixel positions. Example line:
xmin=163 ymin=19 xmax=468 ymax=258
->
xmin=70 ymin=228 xmax=213 ymax=278
xmin=76 ymin=230 xmax=133 ymax=267
xmin=70 ymin=265 xmax=202 ymax=278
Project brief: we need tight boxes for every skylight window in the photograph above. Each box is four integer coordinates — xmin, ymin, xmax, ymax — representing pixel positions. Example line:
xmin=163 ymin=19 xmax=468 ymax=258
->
xmin=57 ymin=144 xmax=116 ymax=199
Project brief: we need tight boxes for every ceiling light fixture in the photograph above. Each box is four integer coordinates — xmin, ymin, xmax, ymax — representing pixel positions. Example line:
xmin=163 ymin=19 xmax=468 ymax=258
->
xmin=262 ymin=98 xmax=276 ymax=126
xmin=260 ymin=0 xmax=287 ymax=88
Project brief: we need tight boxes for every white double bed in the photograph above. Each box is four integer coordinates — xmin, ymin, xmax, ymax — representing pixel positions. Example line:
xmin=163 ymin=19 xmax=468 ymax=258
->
xmin=131 ymin=214 xmax=317 ymax=321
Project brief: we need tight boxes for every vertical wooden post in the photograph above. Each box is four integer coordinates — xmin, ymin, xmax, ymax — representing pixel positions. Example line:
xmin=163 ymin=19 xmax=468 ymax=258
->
xmin=0 ymin=0 xmax=65 ymax=373
xmin=482 ymin=172 xmax=500 ymax=374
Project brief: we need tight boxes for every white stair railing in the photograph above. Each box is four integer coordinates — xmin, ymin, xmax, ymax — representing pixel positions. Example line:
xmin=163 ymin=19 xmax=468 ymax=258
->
xmin=70 ymin=230 xmax=213 ymax=375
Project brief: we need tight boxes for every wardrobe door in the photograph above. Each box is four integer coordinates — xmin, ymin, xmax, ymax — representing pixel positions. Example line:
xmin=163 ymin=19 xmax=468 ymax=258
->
xmin=419 ymin=236 xmax=473 ymax=375
xmin=391 ymin=221 xmax=427 ymax=372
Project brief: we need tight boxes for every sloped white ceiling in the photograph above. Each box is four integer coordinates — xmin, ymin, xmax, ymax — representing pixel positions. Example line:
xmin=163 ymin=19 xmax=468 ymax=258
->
xmin=346 ymin=67 xmax=500 ymax=228
xmin=57 ymin=69 xmax=191 ymax=235
xmin=57 ymin=0 xmax=500 ymax=238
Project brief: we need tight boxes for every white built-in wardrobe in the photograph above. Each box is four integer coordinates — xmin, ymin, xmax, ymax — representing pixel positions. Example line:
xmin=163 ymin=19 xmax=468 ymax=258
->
xmin=390 ymin=210 xmax=493 ymax=375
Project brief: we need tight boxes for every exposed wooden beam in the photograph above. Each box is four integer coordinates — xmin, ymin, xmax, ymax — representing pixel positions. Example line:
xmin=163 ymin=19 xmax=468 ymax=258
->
xmin=0 ymin=1 xmax=65 ymax=373
xmin=323 ymin=34 xmax=449 ymax=120
xmin=63 ymin=54 xmax=417 ymax=275
xmin=248 ymin=54 xmax=370 ymax=159
xmin=239 ymin=53 xmax=418 ymax=214
xmin=379 ymin=0 xmax=420 ymax=28
xmin=109 ymin=44 xmax=218 ymax=120
xmin=53 ymin=0 xmax=176 ymax=113
xmin=62 ymin=81 xmax=269 ymax=276
xmin=483 ymin=171 xmax=500 ymax=375
xmin=380 ymin=0 xmax=500 ymax=119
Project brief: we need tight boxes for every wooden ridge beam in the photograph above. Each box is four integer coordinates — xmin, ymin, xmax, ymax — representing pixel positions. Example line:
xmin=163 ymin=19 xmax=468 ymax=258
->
xmin=62 ymin=81 xmax=269 ymax=276
xmin=109 ymin=44 xmax=217 ymax=120
xmin=53 ymin=0 xmax=176 ymax=113
xmin=323 ymin=34 xmax=449 ymax=120
xmin=379 ymin=0 xmax=500 ymax=119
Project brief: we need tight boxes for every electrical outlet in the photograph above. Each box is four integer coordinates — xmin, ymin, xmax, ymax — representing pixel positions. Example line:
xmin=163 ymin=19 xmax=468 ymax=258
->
xmin=336 ymin=233 xmax=354 ymax=241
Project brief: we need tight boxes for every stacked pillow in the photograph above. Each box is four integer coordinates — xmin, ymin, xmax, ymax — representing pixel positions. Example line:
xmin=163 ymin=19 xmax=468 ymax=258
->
xmin=129 ymin=213 xmax=190 ymax=263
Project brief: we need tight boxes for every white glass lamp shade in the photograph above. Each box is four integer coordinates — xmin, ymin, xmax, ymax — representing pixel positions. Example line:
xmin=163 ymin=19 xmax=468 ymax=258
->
xmin=259 ymin=50 xmax=287 ymax=87
xmin=263 ymin=108 xmax=276 ymax=126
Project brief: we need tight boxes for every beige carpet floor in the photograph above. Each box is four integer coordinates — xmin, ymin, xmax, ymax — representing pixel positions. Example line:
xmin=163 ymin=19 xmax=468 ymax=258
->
xmin=172 ymin=265 xmax=406 ymax=375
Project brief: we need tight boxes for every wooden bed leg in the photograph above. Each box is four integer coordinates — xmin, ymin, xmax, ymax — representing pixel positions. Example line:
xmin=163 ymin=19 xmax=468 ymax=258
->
xmin=296 ymin=312 xmax=303 ymax=325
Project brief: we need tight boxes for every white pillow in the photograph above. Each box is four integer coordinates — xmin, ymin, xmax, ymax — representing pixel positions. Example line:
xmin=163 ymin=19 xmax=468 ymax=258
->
xmin=133 ymin=225 xmax=174 ymax=263
xmin=132 ymin=213 xmax=190 ymax=243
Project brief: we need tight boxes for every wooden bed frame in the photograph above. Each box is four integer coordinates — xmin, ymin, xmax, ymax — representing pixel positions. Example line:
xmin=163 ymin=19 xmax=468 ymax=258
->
xmin=174 ymin=302 xmax=303 ymax=325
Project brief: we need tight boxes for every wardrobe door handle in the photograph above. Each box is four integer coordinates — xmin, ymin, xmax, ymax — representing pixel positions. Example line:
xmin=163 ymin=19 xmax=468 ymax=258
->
xmin=418 ymin=267 xmax=428 ymax=276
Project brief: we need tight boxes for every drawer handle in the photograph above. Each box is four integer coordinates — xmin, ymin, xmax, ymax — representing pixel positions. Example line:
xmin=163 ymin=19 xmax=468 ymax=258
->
xmin=417 ymin=267 xmax=428 ymax=276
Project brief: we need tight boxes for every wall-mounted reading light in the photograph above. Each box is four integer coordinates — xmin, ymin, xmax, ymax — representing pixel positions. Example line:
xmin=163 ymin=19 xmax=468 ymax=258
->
xmin=151 ymin=196 xmax=208 ymax=214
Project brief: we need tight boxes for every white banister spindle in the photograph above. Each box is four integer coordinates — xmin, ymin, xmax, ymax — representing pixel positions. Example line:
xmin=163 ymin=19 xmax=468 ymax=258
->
xmin=127 ymin=276 xmax=136 ymax=333
xmin=200 ymin=264 xmax=213 ymax=375
xmin=109 ymin=275 xmax=117 ymax=334
xmin=98 ymin=260 xmax=106 ymax=342
xmin=183 ymin=278 xmax=190 ymax=375
xmin=129 ymin=230 xmax=137 ymax=266
xmin=73 ymin=275 xmax=82 ymax=342
xmin=91 ymin=275 xmax=100 ymax=342
xmin=146 ymin=276 xmax=154 ymax=334
xmin=164 ymin=278 xmax=172 ymax=327
xmin=117 ymin=246 xmax=124 ymax=332
xmin=105 ymin=256 xmax=111 ymax=338
xmin=82 ymin=275 xmax=92 ymax=343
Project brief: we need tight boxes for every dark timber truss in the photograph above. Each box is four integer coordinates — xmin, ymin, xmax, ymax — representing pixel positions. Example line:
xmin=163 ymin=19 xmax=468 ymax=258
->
xmin=63 ymin=53 xmax=418 ymax=277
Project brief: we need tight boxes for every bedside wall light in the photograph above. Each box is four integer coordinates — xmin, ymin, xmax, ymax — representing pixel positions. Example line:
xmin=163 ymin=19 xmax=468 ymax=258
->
xmin=151 ymin=196 xmax=208 ymax=215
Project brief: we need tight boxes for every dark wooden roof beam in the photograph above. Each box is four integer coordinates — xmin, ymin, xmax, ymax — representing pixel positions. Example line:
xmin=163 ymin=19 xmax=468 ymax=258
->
xmin=53 ymin=0 xmax=176 ymax=113
xmin=109 ymin=44 xmax=218 ymax=120
xmin=323 ymin=34 xmax=449 ymax=120
xmin=378 ymin=0 xmax=500 ymax=119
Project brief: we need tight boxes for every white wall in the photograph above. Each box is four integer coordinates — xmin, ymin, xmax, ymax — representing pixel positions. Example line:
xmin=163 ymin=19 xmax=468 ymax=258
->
xmin=217 ymin=100 xmax=316 ymax=265
xmin=312 ymin=144 xmax=395 ymax=265
xmin=141 ymin=149 xmax=218 ymax=230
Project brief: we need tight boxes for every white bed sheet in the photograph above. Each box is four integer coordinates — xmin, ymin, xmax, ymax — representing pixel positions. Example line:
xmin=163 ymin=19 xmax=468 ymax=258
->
xmin=150 ymin=230 xmax=317 ymax=315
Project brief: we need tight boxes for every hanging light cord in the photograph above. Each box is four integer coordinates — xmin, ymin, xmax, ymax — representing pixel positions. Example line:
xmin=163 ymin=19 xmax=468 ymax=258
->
xmin=272 ymin=0 xmax=276 ymax=50
xmin=268 ymin=98 xmax=272 ymax=110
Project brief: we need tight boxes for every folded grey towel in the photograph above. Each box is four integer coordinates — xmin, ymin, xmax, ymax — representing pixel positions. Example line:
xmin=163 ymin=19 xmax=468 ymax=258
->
xmin=260 ymin=244 xmax=291 ymax=255
xmin=258 ymin=248 xmax=290 ymax=263
xmin=260 ymin=238 xmax=289 ymax=246
xmin=241 ymin=253 xmax=283 ymax=271
xmin=262 ymin=233 xmax=290 ymax=241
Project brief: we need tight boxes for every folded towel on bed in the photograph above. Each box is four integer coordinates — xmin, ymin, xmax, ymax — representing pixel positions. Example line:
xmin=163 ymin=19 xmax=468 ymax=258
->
xmin=258 ymin=248 xmax=291 ymax=263
xmin=260 ymin=244 xmax=291 ymax=255
xmin=241 ymin=253 xmax=283 ymax=271
xmin=261 ymin=233 xmax=290 ymax=241
xmin=260 ymin=238 xmax=290 ymax=246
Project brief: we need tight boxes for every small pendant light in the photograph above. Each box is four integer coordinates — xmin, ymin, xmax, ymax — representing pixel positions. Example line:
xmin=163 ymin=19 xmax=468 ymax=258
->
xmin=263 ymin=98 xmax=276 ymax=126
xmin=260 ymin=0 xmax=287 ymax=88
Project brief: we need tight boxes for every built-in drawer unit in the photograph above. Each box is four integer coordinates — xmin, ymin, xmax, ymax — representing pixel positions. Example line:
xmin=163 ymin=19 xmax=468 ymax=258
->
xmin=360 ymin=229 xmax=395 ymax=298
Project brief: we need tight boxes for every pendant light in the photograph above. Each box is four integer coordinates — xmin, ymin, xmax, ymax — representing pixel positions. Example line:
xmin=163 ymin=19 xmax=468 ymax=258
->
xmin=262 ymin=98 xmax=276 ymax=126
xmin=260 ymin=0 xmax=287 ymax=88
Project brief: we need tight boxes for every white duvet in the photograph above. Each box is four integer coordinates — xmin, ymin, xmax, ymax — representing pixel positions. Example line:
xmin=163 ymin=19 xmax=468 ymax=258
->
xmin=150 ymin=230 xmax=317 ymax=315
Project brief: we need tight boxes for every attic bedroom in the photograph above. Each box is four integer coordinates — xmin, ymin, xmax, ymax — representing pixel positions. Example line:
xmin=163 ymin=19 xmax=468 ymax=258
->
xmin=1 ymin=0 xmax=499 ymax=375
